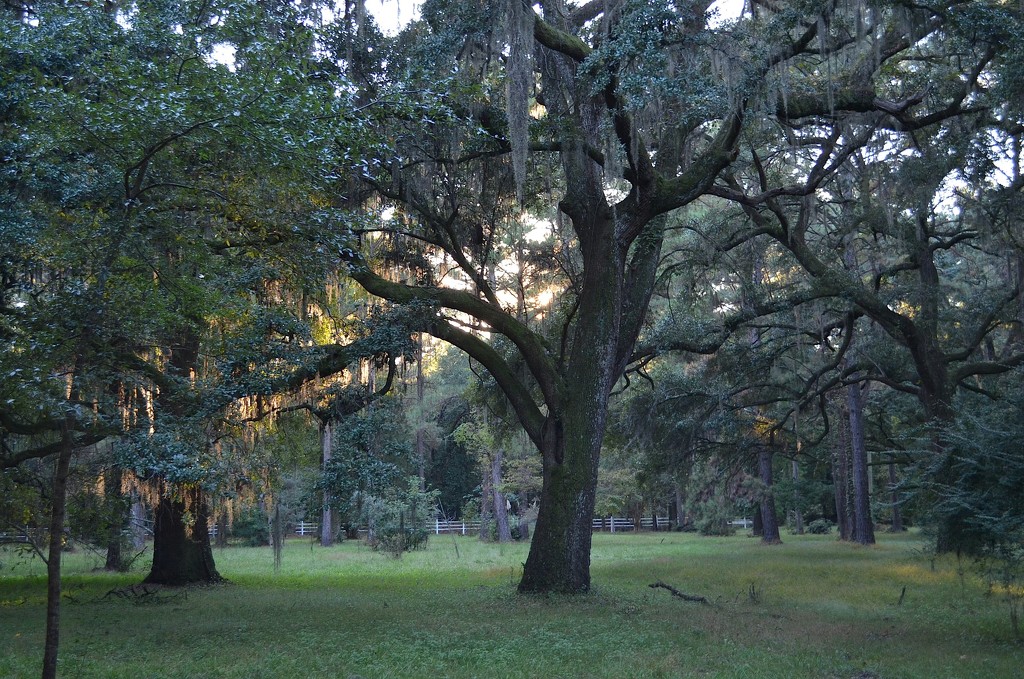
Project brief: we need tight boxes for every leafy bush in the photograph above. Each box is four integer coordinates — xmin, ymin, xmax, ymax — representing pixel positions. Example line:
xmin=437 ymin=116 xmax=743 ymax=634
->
xmin=363 ymin=478 xmax=439 ymax=557
xmin=806 ymin=518 xmax=833 ymax=534
xmin=231 ymin=507 xmax=269 ymax=547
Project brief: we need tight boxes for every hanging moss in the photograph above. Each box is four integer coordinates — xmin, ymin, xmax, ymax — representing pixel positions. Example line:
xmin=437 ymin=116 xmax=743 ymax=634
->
xmin=506 ymin=0 xmax=534 ymax=204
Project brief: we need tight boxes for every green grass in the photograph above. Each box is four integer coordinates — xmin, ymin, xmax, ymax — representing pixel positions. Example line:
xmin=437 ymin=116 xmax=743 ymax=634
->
xmin=1 ymin=531 xmax=1021 ymax=678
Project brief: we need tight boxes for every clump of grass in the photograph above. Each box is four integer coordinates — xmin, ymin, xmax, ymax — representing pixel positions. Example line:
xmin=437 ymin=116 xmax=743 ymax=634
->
xmin=2 ymin=532 xmax=1022 ymax=678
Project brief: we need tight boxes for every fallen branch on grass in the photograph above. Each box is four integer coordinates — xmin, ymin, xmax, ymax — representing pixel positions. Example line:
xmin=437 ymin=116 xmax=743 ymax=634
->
xmin=648 ymin=581 xmax=710 ymax=604
xmin=104 ymin=584 xmax=187 ymax=605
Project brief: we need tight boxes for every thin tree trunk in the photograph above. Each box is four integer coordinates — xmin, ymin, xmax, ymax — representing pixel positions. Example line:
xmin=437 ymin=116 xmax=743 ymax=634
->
xmin=104 ymin=465 xmax=125 ymax=571
xmin=215 ymin=504 xmax=229 ymax=548
xmin=752 ymin=505 xmax=764 ymax=537
xmin=758 ymin=447 xmax=782 ymax=545
xmin=847 ymin=382 xmax=876 ymax=545
xmin=833 ymin=394 xmax=853 ymax=541
xmin=479 ymin=457 xmax=493 ymax=541
xmin=415 ymin=335 xmax=427 ymax=491
xmin=42 ymin=422 xmax=75 ymax=679
xmin=887 ymin=460 xmax=905 ymax=532
xmin=674 ymin=485 xmax=685 ymax=530
xmin=131 ymin=496 xmax=147 ymax=550
xmin=791 ymin=459 xmax=804 ymax=535
xmin=320 ymin=420 xmax=334 ymax=547
xmin=491 ymin=449 xmax=512 ymax=543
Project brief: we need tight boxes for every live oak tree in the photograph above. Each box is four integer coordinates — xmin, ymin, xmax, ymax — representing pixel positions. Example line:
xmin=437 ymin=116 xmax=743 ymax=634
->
xmin=0 ymin=5 xmax=411 ymax=672
xmin=342 ymin=0 xmax=908 ymax=592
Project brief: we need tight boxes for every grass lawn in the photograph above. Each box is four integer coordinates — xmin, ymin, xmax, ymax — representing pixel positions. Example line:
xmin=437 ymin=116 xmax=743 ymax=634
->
xmin=1 ymin=530 xmax=1021 ymax=678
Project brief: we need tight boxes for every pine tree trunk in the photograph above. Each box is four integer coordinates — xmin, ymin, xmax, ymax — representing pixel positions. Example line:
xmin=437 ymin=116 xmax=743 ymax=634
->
xmin=758 ymin=447 xmax=782 ymax=544
xmin=415 ymin=335 xmax=427 ymax=491
xmin=674 ymin=485 xmax=686 ymax=530
xmin=144 ymin=485 xmax=221 ymax=586
xmin=320 ymin=420 xmax=334 ymax=547
xmin=215 ymin=505 xmax=229 ymax=548
xmin=833 ymin=396 xmax=853 ymax=541
xmin=847 ymin=382 xmax=876 ymax=545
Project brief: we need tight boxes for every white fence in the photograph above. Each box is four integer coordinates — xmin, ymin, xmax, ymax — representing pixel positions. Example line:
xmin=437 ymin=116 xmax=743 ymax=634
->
xmin=433 ymin=519 xmax=482 ymax=534
xmin=204 ymin=516 xmax=753 ymax=539
xmin=294 ymin=521 xmax=319 ymax=536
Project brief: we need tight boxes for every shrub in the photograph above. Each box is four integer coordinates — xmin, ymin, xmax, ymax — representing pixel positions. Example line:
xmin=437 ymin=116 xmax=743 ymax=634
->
xmin=806 ymin=518 xmax=833 ymax=534
xmin=363 ymin=478 xmax=439 ymax=557
xmin=232 ymin=507 xmax=269 ymax=546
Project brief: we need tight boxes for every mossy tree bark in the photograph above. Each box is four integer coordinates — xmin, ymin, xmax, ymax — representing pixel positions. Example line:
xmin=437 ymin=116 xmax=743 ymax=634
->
xmin=144 ymin=485 xmax=221 ymax=586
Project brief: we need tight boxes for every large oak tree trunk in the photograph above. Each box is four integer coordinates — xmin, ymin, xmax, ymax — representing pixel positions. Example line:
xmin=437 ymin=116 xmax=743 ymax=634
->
xmin=518 ymin=441 xmax=598 ymax=593
xmin=518 ymin=207 xmax=626 ymax=592
xmin=144 ymin=485 xmax=221 ymax=586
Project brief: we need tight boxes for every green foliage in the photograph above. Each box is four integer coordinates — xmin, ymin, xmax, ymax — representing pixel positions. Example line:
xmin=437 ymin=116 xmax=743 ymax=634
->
xmin=916 ymin=399 xmax=1024 ymax=561
xmin=316 ymin=401 xmax=414 ymax=520
xmin=685 ymin=459 xmax=737 ymax=536
xmin=231 ymin=507 xmax=270 ymax=547
xmin=362 ymin=477 xmax=439 ymax=557
xmin=805 ymin=518 xmax=833 ymax=535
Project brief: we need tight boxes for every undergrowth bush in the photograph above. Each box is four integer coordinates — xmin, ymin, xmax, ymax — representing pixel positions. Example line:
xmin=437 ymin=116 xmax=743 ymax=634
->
xmin=806 ymin=518 xmax=833 ymax=534
xmin=363 ymin=477 xmax=438 ymax=557
xmin=232 ymin=507 xmax=270 ymax=547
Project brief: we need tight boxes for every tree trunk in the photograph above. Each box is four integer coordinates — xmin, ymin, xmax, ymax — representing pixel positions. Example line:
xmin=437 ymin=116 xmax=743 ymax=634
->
xmin=215 ymin=504 xmax=229 ymax=548
xmin=415 ymin=334 xmax=427 ymax=491
xmin=518 ymin=439 xmax=598 ymax=593
xmin=758 ymin=447 xmax=782 ymax=545
xmin=888 ymin=460 xmax=905 ymax=532
xmin=104 ymin=465 xmax=126 ymax=571
xmin=491 ymin=449 xmax=512 ymax=543
xmin=518 ymin=272 xmax=619 ymax=592
xmin=479 ymin=455 xmax=493 ymax=541
xmin=790 ymin=459 xmax=804 ymax=535
xmin=674 ymin=485 xmax=686 ymax=530
xmin=42 ymin=424 xmax=75 ymax=679
xmin=833 ymin=396 xmax=854 ymax=541
xmin=320 ymin=420 xmax=334 ymax=547
xmin=144 ymin=485 xmax=221 ymax=586
xmin=131 ymin=495 xmax=148 ymax=549
xmin=847 ymin=382 xmax=875 ymax=545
